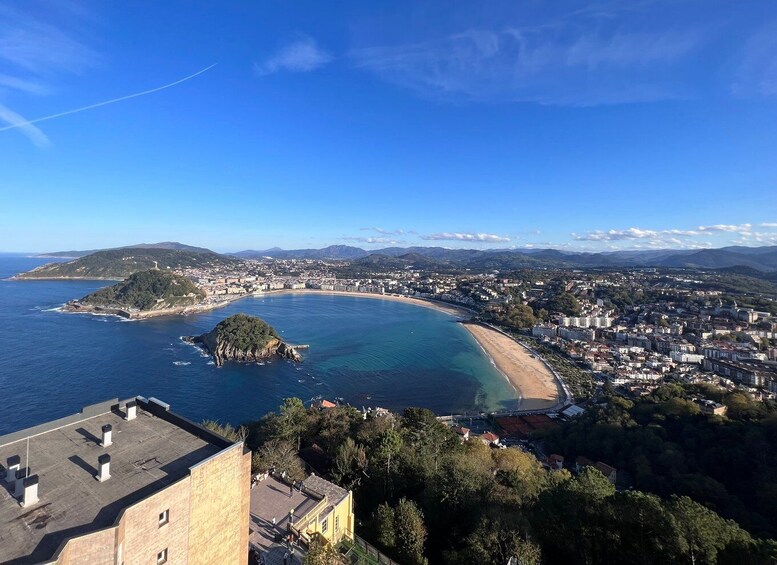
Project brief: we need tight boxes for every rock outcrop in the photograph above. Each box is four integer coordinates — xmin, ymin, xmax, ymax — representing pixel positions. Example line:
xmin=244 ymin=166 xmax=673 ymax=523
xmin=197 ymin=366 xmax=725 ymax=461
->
xmin=183 ymin=313 xmax=302 ymax=367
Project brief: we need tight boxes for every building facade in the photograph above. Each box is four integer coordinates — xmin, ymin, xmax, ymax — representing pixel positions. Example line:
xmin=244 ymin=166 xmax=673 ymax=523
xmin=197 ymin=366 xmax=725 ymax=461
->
xmin=0 ymin=397 xmax=251 ymax=565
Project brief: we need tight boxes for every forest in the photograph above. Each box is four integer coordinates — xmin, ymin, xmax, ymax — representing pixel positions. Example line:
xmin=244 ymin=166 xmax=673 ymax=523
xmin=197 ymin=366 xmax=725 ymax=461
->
xmin=205 ymin=394 xmax=777 ymax=564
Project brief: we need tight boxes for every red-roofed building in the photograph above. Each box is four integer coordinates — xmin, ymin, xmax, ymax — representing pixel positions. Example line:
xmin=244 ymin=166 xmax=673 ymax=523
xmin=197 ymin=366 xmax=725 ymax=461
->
xmin=452 ymin=426 xmax=470 ymax=441
xmin=479 ymin=432 xmax=500 ymax=446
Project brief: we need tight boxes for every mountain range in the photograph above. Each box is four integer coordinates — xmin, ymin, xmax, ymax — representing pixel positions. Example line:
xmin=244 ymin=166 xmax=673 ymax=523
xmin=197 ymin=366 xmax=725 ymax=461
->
xmin=233 ymin=244 xmax=777 ymax=272
xmin=31 ymin=242 xmax=777 ymax=274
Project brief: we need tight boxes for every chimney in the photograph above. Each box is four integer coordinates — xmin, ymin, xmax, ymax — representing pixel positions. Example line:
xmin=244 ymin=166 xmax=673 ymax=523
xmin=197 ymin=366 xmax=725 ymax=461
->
xmin=21 ymin=475 xmax=39 ymax=508
xmin=14 ymin=467 xmax=28 ymax=498
xmin=126 ymin=400 xmax=137 ymax=421
xmin=97 ymin=454 xmax=111 ymax=482
xmin=6 ymin=455 xmax=20 ymax=486
xmin=101 ymin=424 xmax=113 ymax=447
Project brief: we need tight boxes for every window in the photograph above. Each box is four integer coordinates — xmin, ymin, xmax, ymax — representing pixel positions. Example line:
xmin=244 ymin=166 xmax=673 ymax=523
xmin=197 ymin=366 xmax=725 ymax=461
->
xmin=321 ymin=517 xmax=328 ymax=533
xmin=157 ymin=549 xmax=168 ymax=564
xmin=335 ymin=516 xmax=340 ymax=531
xmin=159 ymin=509 xmax=169 ymax=526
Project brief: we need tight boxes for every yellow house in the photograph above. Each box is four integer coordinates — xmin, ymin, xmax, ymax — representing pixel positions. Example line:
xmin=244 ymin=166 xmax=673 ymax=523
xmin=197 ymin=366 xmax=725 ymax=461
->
xmin=294 ymin=474 xmax=354 ymax=545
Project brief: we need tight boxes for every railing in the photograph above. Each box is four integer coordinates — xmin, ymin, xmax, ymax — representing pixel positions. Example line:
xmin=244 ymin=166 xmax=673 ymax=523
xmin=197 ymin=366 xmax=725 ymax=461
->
xmin=340 ymin=535 xmax=401 ymax=565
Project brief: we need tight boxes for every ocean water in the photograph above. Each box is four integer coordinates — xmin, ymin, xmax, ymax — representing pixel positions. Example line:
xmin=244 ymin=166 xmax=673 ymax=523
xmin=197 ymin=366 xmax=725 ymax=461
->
xmin=0 ymin=255 xmax=518 ymax=434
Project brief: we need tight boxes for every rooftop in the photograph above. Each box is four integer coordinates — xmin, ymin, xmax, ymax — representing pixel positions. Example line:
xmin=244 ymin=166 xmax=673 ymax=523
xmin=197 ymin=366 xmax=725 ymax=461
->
xmin=249 ymin=474 xmax=348 ymax=559
xmin=0 ymin=398 xmax=227 ymax=565
xmin=249 ymin=475 xmax=318 ymax=559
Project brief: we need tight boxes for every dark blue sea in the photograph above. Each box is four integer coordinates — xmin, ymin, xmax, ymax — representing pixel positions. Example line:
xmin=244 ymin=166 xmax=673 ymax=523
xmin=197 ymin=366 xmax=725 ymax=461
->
xmin=0 ymin=255 xmax=518 ymax=434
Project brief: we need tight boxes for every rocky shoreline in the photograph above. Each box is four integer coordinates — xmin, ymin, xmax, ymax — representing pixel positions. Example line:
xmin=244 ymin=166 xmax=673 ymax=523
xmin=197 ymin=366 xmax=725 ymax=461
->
xmin=183 ymin=314 xmax=303 ymax=367
xmin=60 ymin=295 xmax=241 ymax=319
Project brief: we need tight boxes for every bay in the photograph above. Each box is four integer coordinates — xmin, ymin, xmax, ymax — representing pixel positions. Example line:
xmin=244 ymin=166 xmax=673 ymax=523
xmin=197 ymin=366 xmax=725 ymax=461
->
xmin=0 ymin=255 xmax=518 ymax=434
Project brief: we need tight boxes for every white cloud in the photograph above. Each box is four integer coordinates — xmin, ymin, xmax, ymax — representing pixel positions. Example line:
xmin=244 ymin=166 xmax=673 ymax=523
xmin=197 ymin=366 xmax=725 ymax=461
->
xmin=350 ymin=11 xmax=704 ymax=105
xmin=342 ymin=236 xmax=402 ymax=245
xmin=572 ymin=227 xmax=701 ymax=241
xmin=255 ymin=37 xmax=332 ymax=76
xmin=0 ymin=6 xmax=96 ymax=74
xmin=696 ymin=224 xmax=751 ymax=233
xmin=359 ymin=227 xmax=412 ymax=235
xmin=0 ymin=102 xmax=48 ymax=146
xmin=421 ymin=232 xmax=510 ymax=243
xmin=0 ymin=4 xmax=96 ymax=146
xmin=732 ymin=21 xmax=777 ymax=97
xmin=759 ymin=222 xmax=777 ymax=228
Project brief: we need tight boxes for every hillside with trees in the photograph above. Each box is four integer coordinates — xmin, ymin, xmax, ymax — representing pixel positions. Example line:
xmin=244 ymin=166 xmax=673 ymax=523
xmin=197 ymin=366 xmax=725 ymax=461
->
xmin=18 ymin=247 xmax=241 ymax=279
xmin=544 ymin=384 xmax=777 ymax=540
xmin=235 ymin=398 xmax=777 ymax=564
xmin=77 ymin=270 xmax=205 ymax=311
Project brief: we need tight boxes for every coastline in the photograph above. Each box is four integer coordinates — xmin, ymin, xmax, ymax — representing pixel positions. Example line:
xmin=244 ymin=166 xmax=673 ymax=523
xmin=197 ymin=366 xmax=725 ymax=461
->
xmin=48 ymin=282 xmax=551 ymax=413
xmin=257 ymin=289 xmax=474 ymax=319
xmin=61 ymin=294 xmax=245 ymax=319
xmin=460 ymin=322 xmax=563 ymax=412
xmin=56 ymin=289 xmax=473 ymax=321
xmin=11 ymin=275 xmax=124 ymax=281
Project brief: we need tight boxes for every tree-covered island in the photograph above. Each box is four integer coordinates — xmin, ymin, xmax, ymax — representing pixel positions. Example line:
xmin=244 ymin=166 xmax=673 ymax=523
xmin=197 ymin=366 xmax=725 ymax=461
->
xmin=184 ymin=313 xmax=302 ymax=366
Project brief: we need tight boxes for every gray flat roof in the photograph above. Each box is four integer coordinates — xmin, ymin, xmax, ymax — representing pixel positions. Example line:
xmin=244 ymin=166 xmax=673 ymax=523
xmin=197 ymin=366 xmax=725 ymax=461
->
xmin=0 ymin=402 xmax=222 ymax=564
xmin=249 ymin=476 xmax=319 ymax=552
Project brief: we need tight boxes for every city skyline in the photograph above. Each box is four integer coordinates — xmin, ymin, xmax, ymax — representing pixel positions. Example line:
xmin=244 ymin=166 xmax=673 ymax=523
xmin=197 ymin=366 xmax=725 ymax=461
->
xmin=1 ymin=0 xmax=776 ymax=252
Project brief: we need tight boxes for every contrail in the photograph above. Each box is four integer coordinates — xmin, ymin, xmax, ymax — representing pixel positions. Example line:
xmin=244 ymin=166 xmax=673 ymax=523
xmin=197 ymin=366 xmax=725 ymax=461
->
xmin=0 ymin=64 xmax=217 ymax=133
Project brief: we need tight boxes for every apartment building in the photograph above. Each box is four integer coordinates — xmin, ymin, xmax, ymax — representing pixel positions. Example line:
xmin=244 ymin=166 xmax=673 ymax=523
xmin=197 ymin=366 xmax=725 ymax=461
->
xmin=0 ymin=397 xmax=251 ymax=565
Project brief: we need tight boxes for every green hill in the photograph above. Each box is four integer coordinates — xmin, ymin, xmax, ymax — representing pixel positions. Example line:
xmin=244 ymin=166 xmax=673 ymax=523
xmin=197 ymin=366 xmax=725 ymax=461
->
xmin=184 ymin=313 xmax=302 ymax=366
xmin=18 ymin=247 xmax=242 ymax=279
xmin=77 ymin=270 xmax=206 ymax=311
xmin=37 ymin=241 xmax=215 ymax=258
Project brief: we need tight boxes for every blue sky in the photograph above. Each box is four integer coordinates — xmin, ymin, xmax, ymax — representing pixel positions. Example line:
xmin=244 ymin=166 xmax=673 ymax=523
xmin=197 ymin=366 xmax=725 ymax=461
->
xmin=1 ymin=0 xmax=776 ymax=252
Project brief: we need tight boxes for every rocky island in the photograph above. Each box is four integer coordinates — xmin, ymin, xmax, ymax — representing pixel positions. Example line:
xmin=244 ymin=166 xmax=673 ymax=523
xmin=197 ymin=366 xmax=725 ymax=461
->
xmin=64 ymin=270 xmax=209 ymax=318
xmin=183 ymin=313 xmax=302 ymax=367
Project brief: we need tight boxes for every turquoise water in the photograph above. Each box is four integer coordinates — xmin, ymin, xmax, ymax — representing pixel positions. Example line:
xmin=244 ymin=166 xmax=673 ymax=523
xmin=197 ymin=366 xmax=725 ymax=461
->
xmin=0 ymin=256 xmax=518 ymax=434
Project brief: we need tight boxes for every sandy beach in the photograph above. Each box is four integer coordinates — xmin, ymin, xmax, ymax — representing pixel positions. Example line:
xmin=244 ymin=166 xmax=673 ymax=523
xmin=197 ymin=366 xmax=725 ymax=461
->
xmin=461 ymin=322 xmax=562 ymax=411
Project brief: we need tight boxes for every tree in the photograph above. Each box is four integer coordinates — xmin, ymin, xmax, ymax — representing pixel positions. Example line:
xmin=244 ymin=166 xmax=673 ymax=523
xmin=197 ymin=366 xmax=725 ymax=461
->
xmin=304 ymin=534 xmax=346 ymax=565
xmin=669 ymin=495 xmax=752 ymax=565
xmin=376 ymin=429 xmax=403 ymax=479
xmin=253 ymin=438 xmax=305 ymax=481
xmin=503 ymin=304 xmax=536 ymax=329
xmin=547 ymin=292 xmax=582 ymax=316
xmin=432 ymin=443 xmax=493 ymax=511
xmin=332 ymin=437 xmax=368 ymax=490
xmin=492 ymin=448 xmax=548 ymax=504
xmin=373 ymin=503 xmax=396 ymax=549
xmin=277 ymin=397 xmax=308 ymax=450
xmin=371 ymin=499 xmax=428 ymax=565
xmin=401 ymin=407 xmax=460 ymax=472
xmin=318 ymin=406 xmax=363 ymax=451
xmin=201 ymin=420 xmax=247 ymax=443
xmin=607 ymin=491 xmax=683 ymax=564
xmin=393 ymin=498 xmax=428 ymax=565
xmin=462 ymin=515 xmax=541 ymax=565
